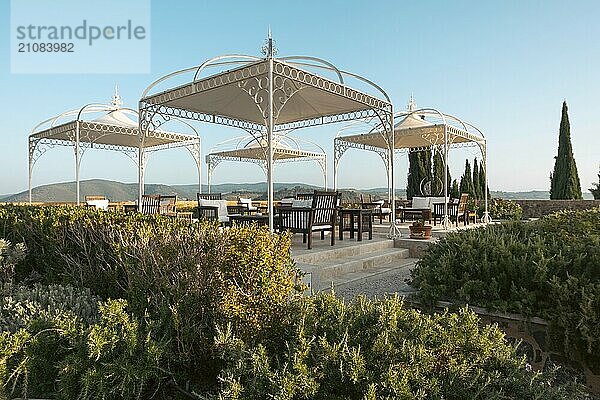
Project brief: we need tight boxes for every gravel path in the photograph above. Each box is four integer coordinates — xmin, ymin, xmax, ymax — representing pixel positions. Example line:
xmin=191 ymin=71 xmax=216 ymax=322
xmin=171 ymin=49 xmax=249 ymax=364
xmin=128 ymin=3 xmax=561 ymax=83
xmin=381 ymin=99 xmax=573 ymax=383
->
xmin=332 ymin=264 xmax=417 ymax=299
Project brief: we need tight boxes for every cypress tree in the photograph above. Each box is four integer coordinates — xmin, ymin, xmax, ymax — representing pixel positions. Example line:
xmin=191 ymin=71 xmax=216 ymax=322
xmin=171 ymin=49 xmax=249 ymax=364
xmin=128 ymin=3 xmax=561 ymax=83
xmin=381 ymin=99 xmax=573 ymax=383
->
xmin=590 ymin=168 xmax=600 ymax=200
xmin=550 ymin=101 xmax=582 ymax=199
xmin=407 ymin=151 xmax=421 ymax=199
xmin=459 ymin=159 xmax=474 ymax=196
xmin=407 ymin=149 xmax=432 ymax=199
xmin=472 ymin=158 xmax=481 ymax=200
xmin=450 ymin=179 xmax=460 ymax=199
xmin=423 ymin=148 xmax=432 ymax=181
xmin=479 ymin=160 xmax=488 ymax=199
xmin=432 ymin=150 xmax=451 ymax=196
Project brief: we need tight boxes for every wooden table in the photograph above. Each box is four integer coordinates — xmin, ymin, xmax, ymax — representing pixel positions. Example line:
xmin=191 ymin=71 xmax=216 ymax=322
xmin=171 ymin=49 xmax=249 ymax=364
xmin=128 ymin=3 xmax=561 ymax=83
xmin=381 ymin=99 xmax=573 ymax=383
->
xmin=229 ymin=214 xmax=281 ymax=228
xmin=339 ymin=208 xmax=372 ymax=241
xmin=397 ymin=208 xmax=432 ymax=223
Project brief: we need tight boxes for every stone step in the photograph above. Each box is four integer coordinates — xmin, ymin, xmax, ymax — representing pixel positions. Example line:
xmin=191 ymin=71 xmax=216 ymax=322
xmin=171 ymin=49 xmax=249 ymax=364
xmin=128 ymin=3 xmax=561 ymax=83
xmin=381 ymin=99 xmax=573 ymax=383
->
xmin=327 ymin=258 xmax=418 ymax=294
xmin=301 ymin=248 xmax=410 ymax=291
xmin=292 ymin=239 xmax=394 ymax=265
xmin=331 ymin=258 xmax=419 ymax=288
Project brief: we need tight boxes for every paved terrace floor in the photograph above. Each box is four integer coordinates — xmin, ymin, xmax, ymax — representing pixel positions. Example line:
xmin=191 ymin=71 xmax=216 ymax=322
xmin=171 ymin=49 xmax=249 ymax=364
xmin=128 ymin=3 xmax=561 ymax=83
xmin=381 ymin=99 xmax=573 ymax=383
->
xmin=290 ymin=221 xmax=487 ymax=297
xmin=290 ymin=220 xmax=484 ymax=254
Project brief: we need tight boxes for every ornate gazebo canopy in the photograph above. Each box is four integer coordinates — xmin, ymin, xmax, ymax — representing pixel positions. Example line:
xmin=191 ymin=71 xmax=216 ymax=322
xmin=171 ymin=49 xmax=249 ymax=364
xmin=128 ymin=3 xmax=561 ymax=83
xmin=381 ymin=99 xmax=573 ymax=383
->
xmin=28 ymin=88 xmax=201 ymax=204
xmin=206 ymin=133 xmax=327 ymax=192
xmin=334 ymin=99 xmax=489 ymax=226
xmin=139 ymin=34 xmax=397 ymax=234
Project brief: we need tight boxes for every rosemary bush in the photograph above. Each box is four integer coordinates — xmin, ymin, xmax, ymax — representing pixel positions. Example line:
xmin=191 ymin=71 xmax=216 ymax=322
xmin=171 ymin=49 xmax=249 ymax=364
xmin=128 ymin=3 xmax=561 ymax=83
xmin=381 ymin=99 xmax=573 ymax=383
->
xmin=411 ymin=208 xmax=600 ymax=370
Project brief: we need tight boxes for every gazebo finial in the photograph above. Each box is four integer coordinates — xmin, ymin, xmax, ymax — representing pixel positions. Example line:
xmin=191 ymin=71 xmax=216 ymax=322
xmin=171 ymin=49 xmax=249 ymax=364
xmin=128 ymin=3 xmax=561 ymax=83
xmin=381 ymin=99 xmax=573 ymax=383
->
xmin=111 ymin=84 xmax=123 ymax=108
xmin=407 ymin=94 xmax=417 ymax=111
xmin=261 ymin=27 xmax=277 ymax=57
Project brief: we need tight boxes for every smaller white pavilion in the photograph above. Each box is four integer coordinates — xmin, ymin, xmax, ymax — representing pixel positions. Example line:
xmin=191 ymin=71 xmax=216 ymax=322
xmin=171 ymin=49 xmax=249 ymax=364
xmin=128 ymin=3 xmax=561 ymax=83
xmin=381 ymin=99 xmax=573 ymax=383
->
xmin=205 ymin=133 xmax=327 ymax=193
xmin=28 ymin=88 xmax=202 ymax=204
xmin=334 ymin=97 xmax=489 ymax=227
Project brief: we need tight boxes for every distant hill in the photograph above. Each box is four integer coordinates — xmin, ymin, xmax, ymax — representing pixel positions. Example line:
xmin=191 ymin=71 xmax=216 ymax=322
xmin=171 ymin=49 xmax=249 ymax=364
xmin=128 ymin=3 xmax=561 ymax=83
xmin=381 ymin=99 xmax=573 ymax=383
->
xmin=3 ymin=179 xmax=324 ymax=203
xmin=2 ymin=179 xmax=594 ymax=203
xmin=490 ymin=190 xmax=594 ymax=200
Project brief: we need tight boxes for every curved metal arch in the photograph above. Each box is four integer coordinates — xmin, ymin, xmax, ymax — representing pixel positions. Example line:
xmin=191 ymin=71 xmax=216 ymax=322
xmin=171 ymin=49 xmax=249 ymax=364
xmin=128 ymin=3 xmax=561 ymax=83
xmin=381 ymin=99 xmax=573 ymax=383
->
xmin=30 ymin=104 xmax=141 ymax=138
xmin=193 ymin=54 xmax=262 ymax=82
xmin=142 ymin=56 xmax=261 ymax=99
xmin=282 ymin=59 xmax=391 ymax=104
xmin=280 ymin=55 xmax=345 ymax=84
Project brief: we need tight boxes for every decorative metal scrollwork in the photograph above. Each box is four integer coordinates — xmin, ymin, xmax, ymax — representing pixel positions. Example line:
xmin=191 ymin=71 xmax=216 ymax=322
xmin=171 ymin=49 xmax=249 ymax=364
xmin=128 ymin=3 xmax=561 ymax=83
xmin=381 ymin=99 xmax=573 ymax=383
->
xmin=237 ymin=75 xmax=306 ymax=122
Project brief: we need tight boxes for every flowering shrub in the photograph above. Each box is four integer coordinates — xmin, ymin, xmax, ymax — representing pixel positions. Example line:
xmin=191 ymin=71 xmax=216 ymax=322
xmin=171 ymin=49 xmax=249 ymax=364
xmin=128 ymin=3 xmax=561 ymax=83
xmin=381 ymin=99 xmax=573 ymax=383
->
xmin=0 ymin=239 xmax=25 ymax=283
xmin=489 ymin=198 xmax=523 ymax=220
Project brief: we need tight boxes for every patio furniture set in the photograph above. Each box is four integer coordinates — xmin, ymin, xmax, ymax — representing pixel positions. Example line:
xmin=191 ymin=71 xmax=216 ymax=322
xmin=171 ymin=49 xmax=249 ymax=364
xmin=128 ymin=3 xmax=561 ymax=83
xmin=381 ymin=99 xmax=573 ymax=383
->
xmin=84 ymin=190 xmax=477 ymax=249
xmin=84 ymin=194 xmax=192 ymax=220
xmin=198 ymin=190 xmax=372 ymax=249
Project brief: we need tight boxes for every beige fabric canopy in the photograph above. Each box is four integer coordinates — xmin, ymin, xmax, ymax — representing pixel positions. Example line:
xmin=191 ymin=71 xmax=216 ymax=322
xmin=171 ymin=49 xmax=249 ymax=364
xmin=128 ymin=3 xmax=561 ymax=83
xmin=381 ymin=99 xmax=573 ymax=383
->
xmin=30 ymin=109 xmax=198 ymax=149
xmin=139 ymin=35 xmax=395 ymax=233
xmin=28 ymin=90 xmax=201 ymax=204
xmin=335 ymin=112 xmax=485 ymax=152
xmin=142 ymin=59 xmax=390 ymax=128
xmin=334 ymin=106 xmax=489 ymax=226
xmin=206 ymin=134 xmax=327 ymax=191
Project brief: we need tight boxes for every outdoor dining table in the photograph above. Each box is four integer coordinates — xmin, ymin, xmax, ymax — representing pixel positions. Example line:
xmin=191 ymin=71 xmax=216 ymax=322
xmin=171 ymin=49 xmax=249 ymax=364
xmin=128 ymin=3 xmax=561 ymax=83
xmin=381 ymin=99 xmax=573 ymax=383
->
xmin=229 ymin=214 xmax=281 ymax=229
xmin=338 ymin=208 xmax=373 ymax=241
xmin=397 ymin=207 xmax=432 ymax=223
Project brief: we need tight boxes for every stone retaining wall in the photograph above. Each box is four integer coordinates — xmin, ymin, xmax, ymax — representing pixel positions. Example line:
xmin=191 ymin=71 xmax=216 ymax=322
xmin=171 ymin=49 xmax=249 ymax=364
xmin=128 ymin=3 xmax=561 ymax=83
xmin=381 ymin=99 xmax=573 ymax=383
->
xmin=515 ymin=200 xmax=600 ymax=218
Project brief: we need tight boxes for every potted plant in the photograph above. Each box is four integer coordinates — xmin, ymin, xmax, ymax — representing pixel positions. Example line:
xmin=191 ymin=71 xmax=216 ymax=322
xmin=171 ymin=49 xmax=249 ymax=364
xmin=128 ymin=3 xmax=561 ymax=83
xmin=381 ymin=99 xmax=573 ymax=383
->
xmin=409 ymin=218 xmax=432 ymax=239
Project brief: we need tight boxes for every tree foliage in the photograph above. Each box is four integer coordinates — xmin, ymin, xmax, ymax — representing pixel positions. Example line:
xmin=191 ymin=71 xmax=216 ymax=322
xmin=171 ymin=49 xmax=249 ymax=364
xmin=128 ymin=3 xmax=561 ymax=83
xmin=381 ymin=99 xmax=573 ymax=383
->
xmin=432 ymin=150 xmax=451 ymax=197
xmin=412 ymin=208 xmax=600 ymax=370
xmin=407 ymin=150 xmax=431 ymax=199
xmin=459 ymin=159 xmax=474 ymax=196
xmin=550 ymin=101 xmax=582 ymax=200
xmin=589 ymin=168 xmax=600 ymax=200
xmin=450 ymin=179 xmax=460 ymax=199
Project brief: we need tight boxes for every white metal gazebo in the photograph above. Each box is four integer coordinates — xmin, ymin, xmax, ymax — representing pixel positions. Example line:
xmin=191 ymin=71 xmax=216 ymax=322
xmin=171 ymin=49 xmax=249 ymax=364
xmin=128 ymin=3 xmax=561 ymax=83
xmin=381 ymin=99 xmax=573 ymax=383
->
xmin=334 ymin=99 xmax=489 ymax=228
xmin=28 ymin=89 xmax=202 ymax=205
xmin=139 ymin=34 xmax=397 ymax=235
xmin=206 ymin=133 xmax=327 ymax=193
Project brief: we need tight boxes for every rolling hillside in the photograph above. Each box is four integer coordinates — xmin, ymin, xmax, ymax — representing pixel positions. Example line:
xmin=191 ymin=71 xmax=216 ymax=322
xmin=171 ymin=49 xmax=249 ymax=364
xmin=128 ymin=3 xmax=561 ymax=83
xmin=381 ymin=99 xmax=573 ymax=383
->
xmin=2 ymin=179 xmax=594 ymax=203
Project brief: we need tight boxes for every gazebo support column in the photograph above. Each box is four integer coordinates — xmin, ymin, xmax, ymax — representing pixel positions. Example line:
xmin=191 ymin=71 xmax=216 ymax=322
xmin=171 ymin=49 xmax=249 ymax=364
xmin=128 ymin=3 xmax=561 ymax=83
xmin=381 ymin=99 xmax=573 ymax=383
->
xmin=443 ymin=124 xmax=449 ymax=229
xmin=137 ymin=146 xmax=145 ymax=211
xmin=481 ymin=142 xmax=490 ymax=223
xmin=28 ymin=139 xmax=35 ymax=204
xmin=387 ymin=105 xmax=399 ymax=239
xmin=266 ymin=35 xmax=275 ymax=231
xmin=75 ymin=121 xmax=81 ymax=205
xmin=185 ymin=139 xmax=202 ymax=195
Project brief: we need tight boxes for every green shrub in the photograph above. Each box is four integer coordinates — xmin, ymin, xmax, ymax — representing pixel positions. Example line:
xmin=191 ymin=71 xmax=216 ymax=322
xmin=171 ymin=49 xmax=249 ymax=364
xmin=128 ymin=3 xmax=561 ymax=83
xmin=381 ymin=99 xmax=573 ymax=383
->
xmin=489 ymin=198 xmax=523 ymax=220
xmin=411 ymin=208 xmax=600 ymax=369
xmin=207 ymin=293 xmax=589 ymax=399
xmin=0 ymin=283 xmax=99 ymax=398
xmin=0 ymin=294 xmax=168 ymax=400
xmin=0 ymin=205 xmax=302 ymax=391
xmin=0 ymin=239 xmax=26 ymax=283
xmin=0 ymin=283 xmax=99 ymax=332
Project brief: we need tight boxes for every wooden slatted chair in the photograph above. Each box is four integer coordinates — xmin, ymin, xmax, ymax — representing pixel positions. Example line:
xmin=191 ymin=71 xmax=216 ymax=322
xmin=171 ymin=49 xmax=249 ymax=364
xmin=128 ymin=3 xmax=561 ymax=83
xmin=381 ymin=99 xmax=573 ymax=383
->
xmin=456 ymin=193 xmax=477 ymax=225
xmin=450 ymin=193 xmax=475 ymax=226
xmin=141 ymin=194 xmax=161 ymax=215
xmin=198 ymin=193 xmax=222 ymax=200
xmin=278 ymin=191 xmax=339 ymax=250
xmin=159 ymin=195 xmax=177 ymax=216
xmin=360 ymin=194 xmax=391 ymax=223
xmin=295 ymin=193 xmax=314 ymax=201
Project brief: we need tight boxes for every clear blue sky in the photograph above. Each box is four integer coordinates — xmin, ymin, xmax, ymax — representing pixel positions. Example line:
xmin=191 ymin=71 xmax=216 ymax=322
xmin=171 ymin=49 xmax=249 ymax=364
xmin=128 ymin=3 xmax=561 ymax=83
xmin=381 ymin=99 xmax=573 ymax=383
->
xmin=1 ymin=0 xmax=599 ymax=195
